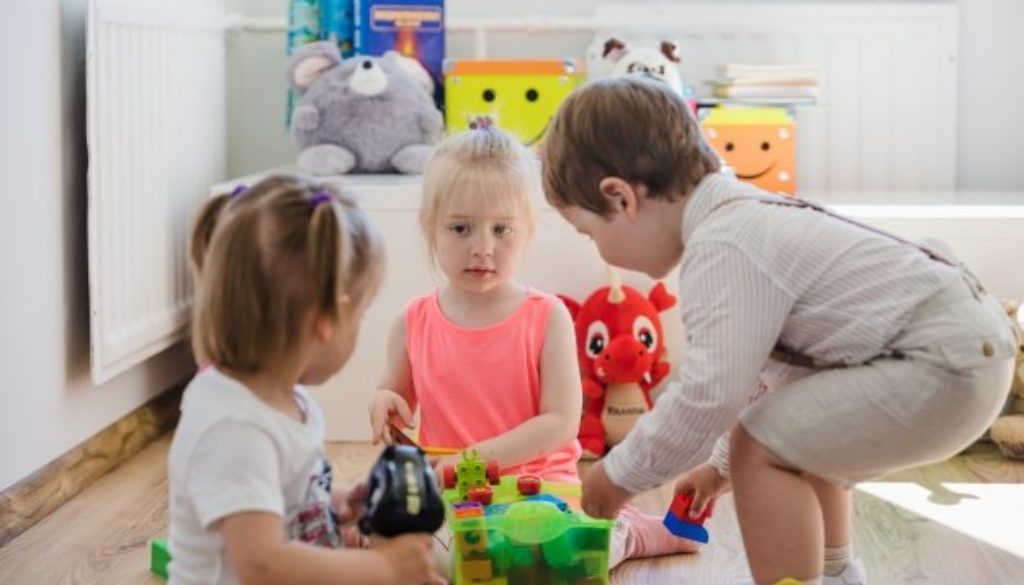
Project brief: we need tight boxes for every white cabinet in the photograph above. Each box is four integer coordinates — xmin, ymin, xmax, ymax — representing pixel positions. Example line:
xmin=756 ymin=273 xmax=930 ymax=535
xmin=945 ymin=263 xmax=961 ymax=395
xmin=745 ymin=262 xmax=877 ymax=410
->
xmin=214 ymin=172 xmax=1024 ymax=440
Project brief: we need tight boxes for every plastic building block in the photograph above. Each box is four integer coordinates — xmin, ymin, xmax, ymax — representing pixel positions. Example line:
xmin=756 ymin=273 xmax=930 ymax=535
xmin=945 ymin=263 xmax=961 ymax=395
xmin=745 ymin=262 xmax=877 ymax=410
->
xmin=525 ymin=493 xmax=569 ymax=512
xmin=516 ymin=474 xmax=541 ymax=495
xmin=455 ymin=521 xmax=489 ymax=555
xmin=444 ymin=474 xmax=612 ymax=584
xmin=461 ymin=553 xmax=493 ymax=581
xmin=453 ymin=501 xmax=486 ymax=518
xmin=445 ymin=450 xmax=501 ymax=499
xmin=150 ymin=538 xmax=171 ymax=579
xmin=663 ymin=491 xmax=711 ymax=543
xmin=541 ymin=531 xmax=576 ymax=568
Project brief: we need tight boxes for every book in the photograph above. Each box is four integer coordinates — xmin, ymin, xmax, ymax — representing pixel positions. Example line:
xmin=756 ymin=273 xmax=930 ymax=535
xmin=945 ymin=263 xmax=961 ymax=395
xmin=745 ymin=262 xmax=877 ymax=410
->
xmin=320 ymin=0 xmax=356 ymax=58
xmin=711 ymin=84 xmax=820 ymax=99
xmin=354 ymin=0 xmax=445 ymax=103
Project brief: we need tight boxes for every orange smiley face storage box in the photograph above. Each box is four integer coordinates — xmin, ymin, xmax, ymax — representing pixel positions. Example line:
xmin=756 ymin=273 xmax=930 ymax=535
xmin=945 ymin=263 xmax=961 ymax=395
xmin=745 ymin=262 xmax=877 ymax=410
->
xmin=701 ymin=107 xmax=796 ymax=195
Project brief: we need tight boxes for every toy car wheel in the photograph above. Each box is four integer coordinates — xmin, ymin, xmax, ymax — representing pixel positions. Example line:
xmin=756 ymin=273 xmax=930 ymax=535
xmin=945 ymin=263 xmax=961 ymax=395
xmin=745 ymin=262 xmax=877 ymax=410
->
xmin=486 ymin=460 xmax=500 ymax=484
xmin=442 ymin=465 xmax=457 ymax=489
xmin=467 ymin=486 xmax=493 ymax=505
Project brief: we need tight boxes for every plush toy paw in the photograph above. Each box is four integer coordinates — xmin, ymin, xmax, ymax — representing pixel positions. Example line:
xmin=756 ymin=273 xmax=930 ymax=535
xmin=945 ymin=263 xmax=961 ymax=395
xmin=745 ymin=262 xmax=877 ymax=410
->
xmin=390 ymin=144 xmax=435 ymax=175
xmin=298 ymin=144 xmax=357 ymax=176
xmin=991 ymin=415 xmax=1024 ymax=460
xmin=579 ymin=416 xmax=607 ymax=459
xmin=292 ymin=104 xmax=321 ymax=132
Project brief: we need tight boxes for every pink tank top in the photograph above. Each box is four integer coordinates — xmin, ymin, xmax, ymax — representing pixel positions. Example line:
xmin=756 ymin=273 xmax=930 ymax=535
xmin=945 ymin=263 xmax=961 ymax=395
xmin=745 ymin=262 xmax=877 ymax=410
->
xmin=406 ymin=289 xmax=582 ymax=483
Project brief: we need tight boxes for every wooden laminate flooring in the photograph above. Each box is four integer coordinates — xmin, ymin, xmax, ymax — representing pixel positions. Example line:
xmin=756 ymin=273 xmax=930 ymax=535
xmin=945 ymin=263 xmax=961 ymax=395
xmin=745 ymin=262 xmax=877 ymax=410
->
xmin=1 ymin=437 xmax=1022 ymax=584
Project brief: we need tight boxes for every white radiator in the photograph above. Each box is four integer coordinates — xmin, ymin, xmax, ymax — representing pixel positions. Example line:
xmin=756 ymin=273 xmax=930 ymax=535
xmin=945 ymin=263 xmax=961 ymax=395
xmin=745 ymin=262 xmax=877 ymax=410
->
xmin=86 ymin=0 xmax=226 ymax=384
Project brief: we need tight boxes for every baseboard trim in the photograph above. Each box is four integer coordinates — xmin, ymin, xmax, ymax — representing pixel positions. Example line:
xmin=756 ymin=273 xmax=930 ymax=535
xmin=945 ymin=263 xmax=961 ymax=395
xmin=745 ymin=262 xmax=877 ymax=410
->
xmin=0 ymin=382 xmax=186 ymax=547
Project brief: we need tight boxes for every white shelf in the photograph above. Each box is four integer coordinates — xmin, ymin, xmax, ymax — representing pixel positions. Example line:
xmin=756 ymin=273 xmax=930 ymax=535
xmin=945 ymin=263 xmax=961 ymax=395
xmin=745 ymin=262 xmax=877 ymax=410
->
xmin=214 ymin=170 xmax=1024 ymax=216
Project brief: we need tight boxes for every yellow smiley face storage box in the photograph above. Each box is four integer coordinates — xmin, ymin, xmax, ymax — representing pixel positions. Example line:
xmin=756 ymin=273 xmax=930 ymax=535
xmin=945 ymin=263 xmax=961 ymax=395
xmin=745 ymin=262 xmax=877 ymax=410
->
xmin=444 ymin=59 xmax=581 ymax=147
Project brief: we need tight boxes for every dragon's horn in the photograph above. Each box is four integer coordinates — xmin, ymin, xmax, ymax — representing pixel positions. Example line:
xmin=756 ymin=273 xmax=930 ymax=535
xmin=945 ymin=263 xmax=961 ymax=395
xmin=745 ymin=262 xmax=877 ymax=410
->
xmin=607 ymin=266 xmax=625 ymax=304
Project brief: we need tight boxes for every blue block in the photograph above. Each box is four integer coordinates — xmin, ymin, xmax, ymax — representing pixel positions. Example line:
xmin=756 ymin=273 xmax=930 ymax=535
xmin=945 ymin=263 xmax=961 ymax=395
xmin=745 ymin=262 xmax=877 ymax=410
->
xmin=662 ymin=513 xmax=709 ymax=543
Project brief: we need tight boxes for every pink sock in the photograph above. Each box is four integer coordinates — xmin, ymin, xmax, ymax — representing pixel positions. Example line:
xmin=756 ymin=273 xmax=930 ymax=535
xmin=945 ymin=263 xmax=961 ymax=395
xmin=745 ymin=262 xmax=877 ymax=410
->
xmin=609 ymin=504 xmax=701 ymax=567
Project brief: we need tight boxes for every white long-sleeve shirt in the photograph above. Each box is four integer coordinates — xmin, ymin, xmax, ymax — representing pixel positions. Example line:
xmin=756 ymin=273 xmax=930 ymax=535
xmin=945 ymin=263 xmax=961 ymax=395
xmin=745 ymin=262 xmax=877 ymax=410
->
xmin=603 ymin=173 xmax=960 ymax=494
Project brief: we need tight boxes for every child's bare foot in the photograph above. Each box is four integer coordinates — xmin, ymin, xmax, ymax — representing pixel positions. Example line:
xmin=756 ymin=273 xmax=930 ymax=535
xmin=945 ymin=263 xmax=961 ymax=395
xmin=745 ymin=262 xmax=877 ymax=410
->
xmin=609 ymin=504 xmax=701 ymax=567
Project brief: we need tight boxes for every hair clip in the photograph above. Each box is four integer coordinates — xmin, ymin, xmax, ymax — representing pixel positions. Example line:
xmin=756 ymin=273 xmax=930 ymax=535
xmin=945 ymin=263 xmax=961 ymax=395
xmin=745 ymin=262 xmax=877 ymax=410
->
xmin=310 ymin=190 xmax=333 ymax=208
xmin=230 ymin=184 xmax=247 ymax=198
xmin=469 ymin=115 xmax=495 ymax=130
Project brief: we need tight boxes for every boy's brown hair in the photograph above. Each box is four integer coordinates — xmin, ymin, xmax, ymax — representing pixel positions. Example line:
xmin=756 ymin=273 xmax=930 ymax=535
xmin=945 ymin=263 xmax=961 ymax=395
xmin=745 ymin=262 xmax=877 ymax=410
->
xmin=189 ymin=175 xmax=384 ymax=374
xmin=542 ymin=76 xmax=721 ymax=215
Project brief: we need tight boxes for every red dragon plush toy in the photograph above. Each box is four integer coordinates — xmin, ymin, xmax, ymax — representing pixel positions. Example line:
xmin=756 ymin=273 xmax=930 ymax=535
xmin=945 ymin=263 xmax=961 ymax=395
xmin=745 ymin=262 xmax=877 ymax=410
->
xmin=559 ymin=271 xmax=677 ymax=458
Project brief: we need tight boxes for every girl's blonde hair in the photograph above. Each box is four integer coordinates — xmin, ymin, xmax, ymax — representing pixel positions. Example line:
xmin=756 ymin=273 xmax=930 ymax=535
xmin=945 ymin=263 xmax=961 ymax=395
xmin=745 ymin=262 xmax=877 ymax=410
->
xmin=419 ymin=128 xmax=540 ymax=263
xmin=189 ymin=175 xmax=385 ymax=374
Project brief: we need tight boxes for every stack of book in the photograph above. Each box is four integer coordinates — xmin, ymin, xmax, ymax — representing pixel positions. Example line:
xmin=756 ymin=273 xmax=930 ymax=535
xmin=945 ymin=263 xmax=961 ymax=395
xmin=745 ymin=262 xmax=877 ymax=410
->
xmin=709 ymin=64 xmax=820 ymax=100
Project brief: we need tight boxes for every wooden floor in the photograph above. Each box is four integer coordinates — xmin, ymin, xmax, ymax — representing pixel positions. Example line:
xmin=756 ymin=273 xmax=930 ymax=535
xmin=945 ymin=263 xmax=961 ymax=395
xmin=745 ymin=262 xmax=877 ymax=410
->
xmin=1 ymin=436 xmax=1023 ymax=584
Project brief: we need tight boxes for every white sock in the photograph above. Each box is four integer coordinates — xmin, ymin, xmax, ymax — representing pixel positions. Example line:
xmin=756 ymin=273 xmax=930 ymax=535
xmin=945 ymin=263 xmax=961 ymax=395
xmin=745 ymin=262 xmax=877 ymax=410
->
xmin=824 ymin=544 xmax=852 ymax=577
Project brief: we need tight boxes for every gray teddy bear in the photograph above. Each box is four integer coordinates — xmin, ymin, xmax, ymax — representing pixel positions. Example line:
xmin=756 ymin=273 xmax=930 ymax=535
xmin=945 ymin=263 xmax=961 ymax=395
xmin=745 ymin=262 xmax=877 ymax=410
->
xmin=287 ymin=41 xmax=443 ymax=175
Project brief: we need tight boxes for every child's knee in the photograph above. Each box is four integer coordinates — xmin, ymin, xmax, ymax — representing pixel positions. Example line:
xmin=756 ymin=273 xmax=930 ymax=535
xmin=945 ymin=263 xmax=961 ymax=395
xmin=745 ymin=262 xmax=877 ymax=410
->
xmin=729 ymin=424 xmax=787 ymax=472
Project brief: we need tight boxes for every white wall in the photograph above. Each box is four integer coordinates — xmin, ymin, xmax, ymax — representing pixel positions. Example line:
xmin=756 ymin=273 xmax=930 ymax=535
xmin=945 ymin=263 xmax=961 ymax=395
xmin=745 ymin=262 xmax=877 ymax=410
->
xmin=228 ymin=0 xmax=1024 ymax=190
xmin=0 ymin=0 xmax=194 ymax=491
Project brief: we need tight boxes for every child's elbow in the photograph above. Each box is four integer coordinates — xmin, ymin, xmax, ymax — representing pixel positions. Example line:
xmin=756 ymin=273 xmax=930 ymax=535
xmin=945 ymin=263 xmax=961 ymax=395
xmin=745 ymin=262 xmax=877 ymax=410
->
xmin=234 ymin=556 xmax=279 ymax=585
xmin=556 ymin=414 xmax=581 ymax=445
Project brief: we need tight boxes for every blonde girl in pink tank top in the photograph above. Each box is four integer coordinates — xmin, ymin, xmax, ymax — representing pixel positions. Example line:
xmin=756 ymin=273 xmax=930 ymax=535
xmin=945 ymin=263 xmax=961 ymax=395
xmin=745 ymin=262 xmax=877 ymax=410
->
xmin=367 ymin=128 xmax=699 ymax=570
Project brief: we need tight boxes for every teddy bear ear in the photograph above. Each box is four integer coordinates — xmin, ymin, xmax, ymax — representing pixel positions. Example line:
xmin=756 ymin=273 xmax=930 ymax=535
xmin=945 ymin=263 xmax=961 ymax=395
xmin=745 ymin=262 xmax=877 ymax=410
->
xmin=660 ymin=41 xmax=682 ymax=64
xmin=384 ymin=51 xmax=434 ymax=94
xmin=603 ymin=37 xmax=628 ymax=63
xmin=287 ymin=41 xmax=342 ymax=92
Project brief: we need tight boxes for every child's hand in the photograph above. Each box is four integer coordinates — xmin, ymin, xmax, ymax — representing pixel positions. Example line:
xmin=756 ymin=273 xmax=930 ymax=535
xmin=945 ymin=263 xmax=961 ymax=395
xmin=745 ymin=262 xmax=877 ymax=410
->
xmin=674 ymin=463 xmax=731 ymax=518
xmin=372 ymin=533 xmax=445 ymax=585
xmin=332 ymin=481 xmax=369 ymax=525
xmin=369 ymin=389 xmax=415 ymax=445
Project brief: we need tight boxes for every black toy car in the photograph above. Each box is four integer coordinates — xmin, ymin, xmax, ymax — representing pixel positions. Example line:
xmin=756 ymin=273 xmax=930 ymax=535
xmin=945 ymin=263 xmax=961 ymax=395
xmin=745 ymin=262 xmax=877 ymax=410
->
xmin=359 ymin=445 xmax=446 ymax=537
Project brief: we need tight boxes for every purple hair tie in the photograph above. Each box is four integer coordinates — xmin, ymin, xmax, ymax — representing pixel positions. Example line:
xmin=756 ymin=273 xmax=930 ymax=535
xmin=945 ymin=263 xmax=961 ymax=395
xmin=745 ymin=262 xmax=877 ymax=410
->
xmin=310 ymin=190 xmax=333 ymax=208
xmin=230 ymin=184 xmax=247 ymax=198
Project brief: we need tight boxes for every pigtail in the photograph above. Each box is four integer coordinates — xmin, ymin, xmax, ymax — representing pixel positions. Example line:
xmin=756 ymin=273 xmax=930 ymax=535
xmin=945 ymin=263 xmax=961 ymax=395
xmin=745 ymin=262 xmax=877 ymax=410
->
xmin=308 ymin=190 xmax=345 ymax=321
xmin=191 ymin=174 xmax=383 ymax=375
xmin=189 ymin=192 xmax=232 ymax=275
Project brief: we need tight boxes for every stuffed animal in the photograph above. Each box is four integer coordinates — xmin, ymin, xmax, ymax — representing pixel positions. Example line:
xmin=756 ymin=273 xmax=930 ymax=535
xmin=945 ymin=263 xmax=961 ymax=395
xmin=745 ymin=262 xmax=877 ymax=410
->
xmin=287 ymin=41 xmax=443 ymax=175
xmin=990 ymin=300 xmax=1024 ymax=460
xmin=559 ymin=272 xmax=677 ymax=458
xmin=600 ymin=37 xmax=684 ymax=96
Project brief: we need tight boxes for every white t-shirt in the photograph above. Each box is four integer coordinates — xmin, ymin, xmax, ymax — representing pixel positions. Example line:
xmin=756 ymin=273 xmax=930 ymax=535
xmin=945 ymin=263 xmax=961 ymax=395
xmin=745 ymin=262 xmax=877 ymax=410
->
xmin=168 ymin=368 xmax=341 ymax=585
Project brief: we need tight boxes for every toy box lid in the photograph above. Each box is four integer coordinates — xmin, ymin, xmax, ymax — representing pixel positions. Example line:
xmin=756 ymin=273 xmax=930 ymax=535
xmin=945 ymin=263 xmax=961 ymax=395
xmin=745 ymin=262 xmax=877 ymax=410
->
xmin=445 ymin=59 xmax=579 ymax=77
xmin=702 ymin=106 xmax=795 ymax=126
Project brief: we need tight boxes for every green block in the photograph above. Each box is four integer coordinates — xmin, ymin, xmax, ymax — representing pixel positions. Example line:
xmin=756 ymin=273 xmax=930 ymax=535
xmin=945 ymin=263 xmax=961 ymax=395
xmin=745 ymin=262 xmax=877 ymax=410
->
xmin=150 ymin=538 xmax=171 ymax=579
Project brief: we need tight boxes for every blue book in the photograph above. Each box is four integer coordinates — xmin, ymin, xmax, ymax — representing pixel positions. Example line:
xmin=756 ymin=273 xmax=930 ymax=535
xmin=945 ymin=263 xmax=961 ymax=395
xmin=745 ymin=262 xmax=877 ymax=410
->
xmin=354 ymin=0 xmax=445 ymax=104
xmin=320 ymin=0 xmax=356 ymax=58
